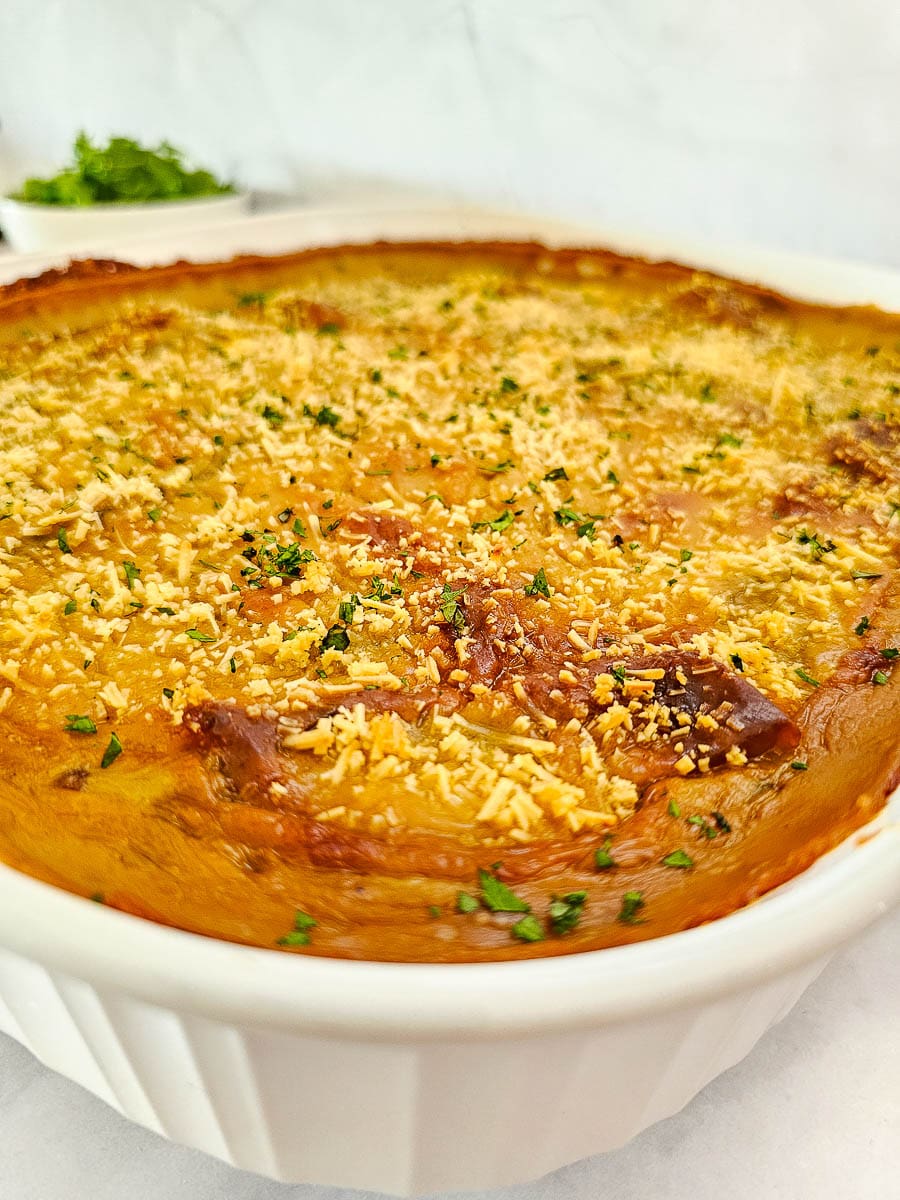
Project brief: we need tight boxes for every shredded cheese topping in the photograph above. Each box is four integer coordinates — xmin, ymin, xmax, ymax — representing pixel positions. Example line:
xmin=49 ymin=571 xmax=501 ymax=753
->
xmin=0 ymin=248 xmax=897 ymax=845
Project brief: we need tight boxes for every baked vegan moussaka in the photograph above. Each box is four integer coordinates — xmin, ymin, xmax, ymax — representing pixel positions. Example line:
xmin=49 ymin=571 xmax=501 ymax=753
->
xmin=0 ymin=242 xmax=897 ymax=962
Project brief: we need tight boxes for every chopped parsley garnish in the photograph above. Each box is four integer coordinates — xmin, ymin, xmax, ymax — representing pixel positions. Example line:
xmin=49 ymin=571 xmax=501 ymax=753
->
xmin=456 ymin=891 xmax=479 ymax=914
xmin=439 ymin=583 xmax=466 ymax=632
xmin=155 ymin=605 xmax=176 ymax=616
xmin=63 ymin=599 xmax=77 ymax=616
xmin=321 ymin=625 xmax=350 ymax=652
xmin=368 ymin=574 xmax=404 ymax=602
xmin=851 ymin=571 xmax=883 ymax=581
xmin=543 ymin=466 xmax=569 ymax=482
xmin=64 ymin=714 xmax=97 ymax=734
xmin=606 ymin=469 xmax=620 ymax=485
xmin=610 ymin=664 xmax=627 ymax=686
xmin=679 ymin=548 xmax=693 ymax=563
xmin=56 ymin=526 xmax=72 ymax=555
xmin=478 ymin=868 xmax=530 ymax=913
xmin=500 ymin=376 xmax=519 ymax=393
xmin=791 ymin=761 xmax=808 ymax=771
xmin=548 ymin=891 xmax=586 ymax=934
xmin=524 ymin=567 xmax=550 ymax=598
xmin=276 ymin=910 xmax=317 ymax=947
xmin=260 ymin=403 xmax=285 ymax=428
xmin=388 ymin=345 xmax=409 ymax=360
xmin=303 ymin=403 xmax=341 ymax=428
xmin=617 ymin=891 xmax=646 ymax=925
xmin=662 ymin=849 xmax=694 ymax=869
xmin=717 ymin=432 xmax=743 ymax=448
xmin=249 ymin=539 xmax=316 ymax=579
xmin=147 ymin=506 xmax=161 ymax=522
xmin=237 ymin=291 xmax=268 ymax=308
xmin=186 ymin=628 xmax=216 ymax=642
xmin=667 ymin=799 xmax=682 ymax=818
xmin=687 ymin=815 xmax=718 ymax=839
xmin=881 ymin=648 xmax=899 ymax=660
xmin=122 ymin=560 xmax=141 ymax=590
xmin=854 ymin=615 xmax=870 ymax=636
xmin=797 ymin=529 xmax=836 ymax=561
xmin=795 ymin=667 xmax=820 ymax=687
xmin=338 ymin=594 xmax=361 ymax=624
xmin=229 ymin=657 xmax=237 ymax=674
xmin=472 ymin=510 xmax=517 ymax=534
xmin=291 ymin=517 xmax=307 ymax=538
xmin=511 ymin=915 xmax=545 ymax=942
xmin=873 ymin=670 xmax=889 ymax=685
xmin=594 ymin=839 xmax=616 ymax=870
xmin=317 ymin=322 xmax=341 ymax=336
xmin=100 ymin=732 xmax=122 ymax=769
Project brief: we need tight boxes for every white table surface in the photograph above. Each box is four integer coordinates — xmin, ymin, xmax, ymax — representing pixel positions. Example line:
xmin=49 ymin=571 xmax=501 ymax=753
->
xmin=0 ymin=907 xmax=897 ymax=1200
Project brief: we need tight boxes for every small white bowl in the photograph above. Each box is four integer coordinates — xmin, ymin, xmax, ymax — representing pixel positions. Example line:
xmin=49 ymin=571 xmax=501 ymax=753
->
xmin=0 ymin=191 xmax=250 ymax=255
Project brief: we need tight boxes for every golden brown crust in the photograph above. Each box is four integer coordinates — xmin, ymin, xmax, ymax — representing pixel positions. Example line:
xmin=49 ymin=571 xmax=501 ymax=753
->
xmin=0 ymin=238 xmax=897 ymax=961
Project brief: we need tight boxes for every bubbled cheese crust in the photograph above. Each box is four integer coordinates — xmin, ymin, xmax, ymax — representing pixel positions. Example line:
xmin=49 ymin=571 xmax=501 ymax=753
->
xmin=0 ymin=242 xmax=896 ymax=962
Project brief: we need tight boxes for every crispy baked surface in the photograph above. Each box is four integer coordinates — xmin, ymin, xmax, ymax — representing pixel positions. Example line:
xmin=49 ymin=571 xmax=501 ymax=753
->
xmin=0 ymin=241 xmax=897 ymax=961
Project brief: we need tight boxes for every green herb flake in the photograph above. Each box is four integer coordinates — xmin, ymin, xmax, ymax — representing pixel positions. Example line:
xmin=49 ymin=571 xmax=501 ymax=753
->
xmin=851 ymin=570 xmax=883 ymax=581
xmin=854 ymin=615 xmax=870 ymax=636
xmin=679 ymin=548 xmax=693 ymax=563
xmin=302 ymin=403 xmax=340 ymax=428
xmin=321 ymin=625 xmax=350 ymax=653
xmin=478 ymin=868 xmax=530 ymax=913
xmin=524 ymin=567 xmax=551 ymax=598
xmin=63 ymin=598 xmax=77 ymax=616
xmin=730 ymin=653 xmax=744 ymax=672
xmin=543 ymin=466 xmax=569 ymax=482
xmin=881 ymin=648 xmax=899 ymax=660
xmin=122 ymin=560 xmax=141 ymax=590
xmin=500 ymin=376 xmax=520 ymax=394
xmin=338 ymin=594 xmax=361 ymax=624
xmin=797 ymin=529 xmax=837 ymax=561
xmin=186 ymin=628 xmax=216 ymax=643
xmin=791 ymin=761 xmax=808 ymax=771
xmin=594 ymin=839 xmax=616 ymax=870
xmin=64 ymin=714 xmax=97 ymax=734
xmin=511 ymin=915 xmax=545 ymax=942
xmin=439 ymin=582 xmax=466 ymax=632
xmin=795 ymin=667 xmax=820 ymax=688
xmin=147 ymin=506 xmax=162 ymax=522
xmin=717 ymin=432 xmax=743 ymax=448
xmin=291 ymin=517 xmax=307 ymax=538
xmin=667 ymin=799 xmax=682 ymax=818
xmin=456 ymin=891 xmax=479 ymax=914
xmin=472 ymin=509 xmax=517 ymax=534
xmin=548 ymin=891 xmax=586 ymax=934
xmin=662 ymin=849 xmax=694 ymax=869
xmin=57 ymin=526 xmax=72 ymax=555
xmin=260 ymin=403 xmax=285 ymax=428
xmin=873 ymin=670 xmax=889 ymax=685
xmin=100 ymin=732 xmax=123 ymax=769
xmin=617 ymin=891 xmax=646 ymax=925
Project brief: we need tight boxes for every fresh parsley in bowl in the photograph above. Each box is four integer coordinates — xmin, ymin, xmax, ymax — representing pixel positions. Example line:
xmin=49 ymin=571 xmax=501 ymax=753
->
xmin=11 ymin=133 xmax=234 ymax=206
xmin=0 ymin=133 xmax=247 ymax=253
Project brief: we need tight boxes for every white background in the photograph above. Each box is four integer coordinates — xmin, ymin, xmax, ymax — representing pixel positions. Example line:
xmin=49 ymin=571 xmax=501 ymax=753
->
xmin=0 ymin=2 xmax=897 ymax=1196
xmin=1 ymin=0 xmax=898 ymax=265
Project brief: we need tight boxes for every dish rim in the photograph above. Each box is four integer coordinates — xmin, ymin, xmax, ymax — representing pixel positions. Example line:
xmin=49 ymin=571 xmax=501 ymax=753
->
xmin=0 ymin=206 xmax=897 ymax=1041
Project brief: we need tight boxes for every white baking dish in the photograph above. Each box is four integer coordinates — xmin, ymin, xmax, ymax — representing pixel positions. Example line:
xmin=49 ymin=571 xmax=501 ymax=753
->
xmin=0 ymin=206 xmax=897 ymax=1195
xmin=0 ymin=190 xmax=250 ymax=254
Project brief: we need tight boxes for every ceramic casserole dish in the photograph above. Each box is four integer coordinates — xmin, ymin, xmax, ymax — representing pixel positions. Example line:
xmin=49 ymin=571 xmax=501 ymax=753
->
xmin=0 ymin=207 xmax=897 ymax=1194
